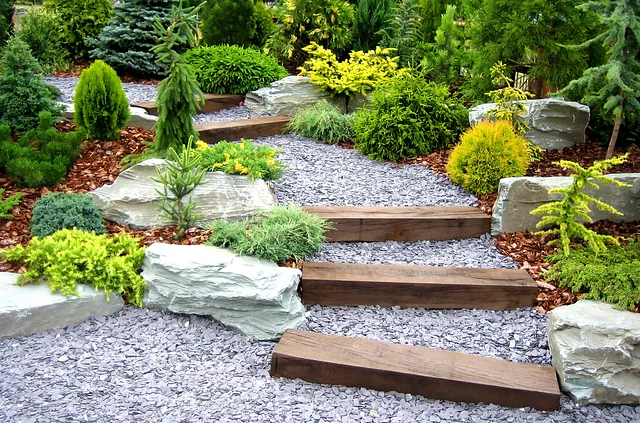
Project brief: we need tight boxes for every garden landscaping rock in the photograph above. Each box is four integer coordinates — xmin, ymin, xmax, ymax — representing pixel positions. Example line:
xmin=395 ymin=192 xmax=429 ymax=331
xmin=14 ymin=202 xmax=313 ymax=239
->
xmin=59 ymin=102 xmax=158 ymax=130
xmin=469 ymin=99 xmax=590 ymax=149
xmin=141 ymin=243 xmax=305 ymax=340
xmin=244 ymin=76 xmax=346 ymax=116
xmin=548 ymin=300 xmax=640 ymax=405
xmin=491 ymin=173 xmax=640 ymax=234
xmin=89 ymin=159 xmax=278 ymax=230
xmin=0 ymin=272 xmax=123 ymax=338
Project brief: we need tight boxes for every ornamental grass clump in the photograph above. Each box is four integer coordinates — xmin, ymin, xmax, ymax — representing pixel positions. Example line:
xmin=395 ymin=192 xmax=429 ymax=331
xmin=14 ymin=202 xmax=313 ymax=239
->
xmin=0 ymin=228 xmax=147 ymax=307
xmin=206 ymin=205 xmax=332 ymax=263
xmin=195 ymin=139 xmax=284 ymax=181
xmin=446 ymin=120 xmax=531 ymax=196
xmin=287 ymin=100 xmax=354 ymax=144
xmin=30 ymin=193 xmax=106 ymax=238
xmin=530 ymin=154 xmax=632 ymax=256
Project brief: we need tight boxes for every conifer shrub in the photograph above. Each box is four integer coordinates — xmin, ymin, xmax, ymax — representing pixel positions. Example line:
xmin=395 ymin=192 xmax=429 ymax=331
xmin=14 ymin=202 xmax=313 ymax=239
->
xmin=0 ymin=188 xmax=23 ymax=220
xmin=0 ymin=228 xmax=147 ymax=307
xmin=0 ymin=38 xmax=63 ymax=135
xmin=250 ymin=1 xmax=275 ymax=48
xmin=206 ymin=205 xmax=332 ymax=263
xmin=30 ymin=193 xmax=106 ymax=239
xmin=0 ymin=0 xmax=14 ymax=47
xmin=446 ymin=120 xmax=531 ymax=196
xmin=201 ymin=0 xmax=255 ymax=47
xmin=287 ymin=100 xmax=354 ymax=144
xmin=74 ymin=60 xmax=130 ymax=141
xmin=184 ymin=45 xmax=287 ymax=94
xmin=14 ymin=8 xmax=68 ymax=72
xmin=353 ymin=72 xmax=468 ymax=161
xmin=195 ymin=139 xmax=284 ymax=181
xmin=352 ymin=0 xmax=393 ymax=52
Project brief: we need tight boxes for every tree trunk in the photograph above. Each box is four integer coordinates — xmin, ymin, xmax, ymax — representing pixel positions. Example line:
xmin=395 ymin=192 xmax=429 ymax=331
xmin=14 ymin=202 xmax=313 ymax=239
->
xmin=606 ymin=113 xmax=622 ymax=159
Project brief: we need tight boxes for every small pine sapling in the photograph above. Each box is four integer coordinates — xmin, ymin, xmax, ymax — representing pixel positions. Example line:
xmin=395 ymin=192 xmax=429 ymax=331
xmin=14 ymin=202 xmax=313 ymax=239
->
xmin=153 ymin=136 xmax=207 ymax=240
xmin=486 ymin=62 xmax=533 ymax=135
xmin=530 ymin=154 xmax=632 ymax=256
xmin=0 ymin=188 xmax=23 ymax=220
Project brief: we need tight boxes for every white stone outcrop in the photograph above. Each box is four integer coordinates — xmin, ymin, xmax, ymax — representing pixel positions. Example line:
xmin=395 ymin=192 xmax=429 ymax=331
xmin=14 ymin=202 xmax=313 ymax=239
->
xmin=141 ymin=243 xmax=306 ymax=340
xmin=89 ymin=159 xmax=278 ymax=230
xmin=548 ymin=300 xmax=640 ymax=405
xmin=59 ymin=102 xmax=158 ymax=130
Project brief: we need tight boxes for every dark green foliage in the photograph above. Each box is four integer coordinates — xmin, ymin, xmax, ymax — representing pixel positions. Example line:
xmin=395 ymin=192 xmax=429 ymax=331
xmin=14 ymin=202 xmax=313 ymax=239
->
xmin=0 ymin=0 xmax=14 ymax=47
xmin=89 ymin=0 xmax=175 ymax=77
xmin=378 ymin=0 xmax=425 ymax=67
xmin=352 ymin=0 xmax=393 ymax=52
xmin=206 ymin=205 xmax=332 ymax=263
xmin=250 ymin=1 xmax=275 ymax=47
xmin=30 ymin=193 xmax=106 ymax=238
xmin=0 ymin=111 xmax=83 ymax=187
xmin=420 ymin=4 xmax=466 ymax=85
xmin=353 ymin=72 xmax=468 ymax=161
xmin=201 ymin=0 xmax=255 ymax=47
xmin=184 ymin=45 xmax=287 ymax=94
xmin=14 ymin=8 xmax=68 ymax=72
xmin=45 ymin=0 xmax=113 ymax=59
xmin=0 ymin=38 xmax=63 ymax=135
xmin=74 ymin=60 xmax=130 ymax=140
xmin=287 ymin=100 xmax=355 ymax=144
xmin=0 ymin=188 xmax=23 ymax=220
xmin=545 ymin=241 xmax=640 ymax=311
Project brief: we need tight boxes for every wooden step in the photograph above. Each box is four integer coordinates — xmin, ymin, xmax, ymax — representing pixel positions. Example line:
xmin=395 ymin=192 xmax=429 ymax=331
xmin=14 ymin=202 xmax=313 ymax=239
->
xmin=195 ymin=116 xmax=291 ymax=144
xmin=271 ymin=330 xmax=561 ymax=411
xmin=301 ymin=262 xmax=537 ymax=310
xmin=132 ymin=94 xmax=245 ymax=116
xmin=304 ymin=206 xmax=491 ymax=242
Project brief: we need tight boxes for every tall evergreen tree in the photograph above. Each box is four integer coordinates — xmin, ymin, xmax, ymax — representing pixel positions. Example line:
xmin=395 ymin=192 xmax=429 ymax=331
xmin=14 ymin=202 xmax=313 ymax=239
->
xmin=89 ymin=0 xmax=176 ymax=77
xmin=0 ymin=0 xmax=14 ymax=47
xmin=558 ymin=0 xmax=640 ymax=159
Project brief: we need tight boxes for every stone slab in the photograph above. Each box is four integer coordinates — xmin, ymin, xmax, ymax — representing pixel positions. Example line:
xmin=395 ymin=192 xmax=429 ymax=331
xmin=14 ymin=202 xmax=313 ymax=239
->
xmin=60 ymin=102 xmax=158 ymax=131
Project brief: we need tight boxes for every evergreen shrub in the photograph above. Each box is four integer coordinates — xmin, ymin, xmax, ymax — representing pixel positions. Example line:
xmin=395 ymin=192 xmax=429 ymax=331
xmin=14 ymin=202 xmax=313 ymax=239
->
xmin=446 ymin=120 xmax=530 ymax=196
xmin=30 ymin=193 xmax=106 ymax=238
xmin=74 ymin=60 xmax=130 ymax=140
xmin=353 ymin=72 xmax=468 ymax=161
xmin=14 ymin=8 xmax=68 ymax=72
xmin=250 ymin=1 xmax=275 ymax=47
xmin=0 ymin=228 xmax=147 ymax=307
xmin=0 ymin=188 xmax=23 ymax=220
xmin=195 ymin=139 xmax=284 ymax=181
xmin=201 ymin=0 xmax=255 ymax=47
xmin=0 ymin=0 xmax=14 ymax=47
xmin=287 ymin=100 xmax=354 ymax=144
xmin=352 ymin=0 xmax=393 ymax=52
xmin=206 ymin=205 xmax=332 ymax=263
xmin=184 ymin=45 xmax=287 ymax=94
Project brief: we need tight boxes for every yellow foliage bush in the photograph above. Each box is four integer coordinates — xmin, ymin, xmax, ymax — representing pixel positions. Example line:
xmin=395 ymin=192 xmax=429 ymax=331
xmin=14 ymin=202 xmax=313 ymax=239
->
xmin=446 ymin=120 xmax=531 ymax=196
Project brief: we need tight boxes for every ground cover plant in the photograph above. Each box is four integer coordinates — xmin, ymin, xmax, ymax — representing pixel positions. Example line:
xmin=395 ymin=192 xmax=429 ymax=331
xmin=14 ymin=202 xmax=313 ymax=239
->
xmin=30 ymin=192 xmax=106 ymax=238
xmin=184 ymin=45 xmax=287 ymax=94
xmin=287 ymin=100 xmax=355 ymax=144
xmin=0 ymin=228 xmax=147 ymax=307
xmin=206 ymin=205 xmax=332 ymax=263
xmin=0 ymin=188 xmax=23 ymax=220
xmin=195 ymin=139 xmax=284 ymax=181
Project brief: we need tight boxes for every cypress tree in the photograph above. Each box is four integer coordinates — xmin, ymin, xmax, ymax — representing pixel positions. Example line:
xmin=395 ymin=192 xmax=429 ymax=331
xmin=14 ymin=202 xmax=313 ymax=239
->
xmin=89 ymin=0 xmax=176 ymax=77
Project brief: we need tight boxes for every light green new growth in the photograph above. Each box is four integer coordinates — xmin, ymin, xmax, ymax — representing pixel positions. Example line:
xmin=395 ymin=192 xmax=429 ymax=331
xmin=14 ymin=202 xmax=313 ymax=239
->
xmin=153 ymin=136 xmax=206 ymax=240
xmin=530 ymin=154 xmax=631 ymax=256
xmin=0 ymin=189 xmax=24 ymax=220
xmin=486 ymin=62 xmax=533 ymax=135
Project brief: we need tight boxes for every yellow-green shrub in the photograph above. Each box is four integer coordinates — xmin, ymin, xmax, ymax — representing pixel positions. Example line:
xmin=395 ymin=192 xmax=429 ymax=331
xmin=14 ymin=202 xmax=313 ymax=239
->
xmin=446 ymin=120 xmax=530 ymax=196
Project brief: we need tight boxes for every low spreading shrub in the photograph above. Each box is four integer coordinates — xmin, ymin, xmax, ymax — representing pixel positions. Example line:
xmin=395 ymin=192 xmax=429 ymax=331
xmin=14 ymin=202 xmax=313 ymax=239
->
xmin=195 ymin=139 xmax=284 ymax=181
xmin=545 ymin=240 xmax=640 ymax=311
xmin=287 ymin=100 xmax=354 ymax=144
xmin=446 ymin=120 xmax=531 ymax=196
xmin=0 ymin=228 xmax=147 ymax=307
xmin=184 ymin=45 xmax=287 ymax=94
xmin=30 ymin=193 xmax=106 ymax=238
xmin=74 ymin=60 xmax=130 ymax=140
xmin=206 ymin=205 xmax=332 ymax=263
xmin=14 ymin=8 xmax=68 ymax=72
xmin=0 ymin=188 xmax=23 ymax=220
xmin=0 ymin=112 xmax=83 ymax=187
xmin=353 ymin=72 xmax=468 ymax=161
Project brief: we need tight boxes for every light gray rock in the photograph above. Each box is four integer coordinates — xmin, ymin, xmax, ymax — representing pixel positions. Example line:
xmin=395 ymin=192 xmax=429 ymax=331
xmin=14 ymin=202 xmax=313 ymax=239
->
xmin=59 ymin=102 xmax=158 ymax=130
xmin=469 ymin=99 xmax=590 ymax=149
xmin=141 ymin=243 xmax=305 ymax=340
xmin=548 ymin=300 xmax=640 ymax=405
xmin=491 ymin=173 xmax=640 ymax=234
xmin=244 ymin=76 xmax=347 ymax=116
xmin=0 ymin=272 xmax=123 ymax=338
xmin=89 ymin=159 xmax=278 ymax=230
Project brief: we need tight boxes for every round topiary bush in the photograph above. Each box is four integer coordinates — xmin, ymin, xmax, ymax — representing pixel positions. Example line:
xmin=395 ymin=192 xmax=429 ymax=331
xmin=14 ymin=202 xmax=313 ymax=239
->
xmin=352 ymin=73 xmax=468 ymax=161
xmin=446 ymin=120 xmax=531 ymax=196
xmin=184 ymin=45 xmax=288 ymax=94
xmin=30 ymin=192 xmax=106 ymax=238
xmin=74 ymin=60 xmax=130 ymax=140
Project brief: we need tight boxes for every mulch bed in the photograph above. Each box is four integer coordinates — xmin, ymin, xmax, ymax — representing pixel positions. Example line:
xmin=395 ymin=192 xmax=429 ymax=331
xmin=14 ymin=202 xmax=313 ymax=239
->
xmin=52 ymin=61 xmax=161 ymax=85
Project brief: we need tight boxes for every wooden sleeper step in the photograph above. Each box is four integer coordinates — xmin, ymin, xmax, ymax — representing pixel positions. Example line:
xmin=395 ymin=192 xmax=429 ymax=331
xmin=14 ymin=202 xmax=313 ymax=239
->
xmin=132 ymin=94 xmax=245 ymax=116
xmin=271 ymin=329 xmax=561 ymax=411
xmin=301 ymin=262 xmax=537 ymax=310
xmin=195 ymin=116 xmax=292 ymax=144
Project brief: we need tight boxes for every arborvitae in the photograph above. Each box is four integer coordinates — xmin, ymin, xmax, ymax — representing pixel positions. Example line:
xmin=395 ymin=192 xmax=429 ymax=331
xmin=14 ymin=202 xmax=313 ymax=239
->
xmin=89 ymin=0 xmax=176 ymax=77
xmin=0 ymin=0 xmax=14 ymax=47
xmin=352 ymin=0 xmax=393 ymax=52
xmin=74 ymin=60 xmax=130 ymax=140
xmin=201 ymin=0 xmax=255 ymax=47
xmin=557 ymin=0 xmax=640 ymax=159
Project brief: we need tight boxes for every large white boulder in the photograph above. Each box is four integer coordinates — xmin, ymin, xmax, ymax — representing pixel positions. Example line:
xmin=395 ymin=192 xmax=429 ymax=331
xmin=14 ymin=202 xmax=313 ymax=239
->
xmin=469 ymin=99 xmax=590 ymax=149
xmin=59 ymin=102 xmax=158 ymax=131
xmin=548 ymin=300 xmax=640 ymax=405
xmin=141 ymin=243 xmax=306 ymax=340
xmin=0 ymin=272 xmax=123 ymax=338
xmin=89 ymin=159 xmax=278 ymax=230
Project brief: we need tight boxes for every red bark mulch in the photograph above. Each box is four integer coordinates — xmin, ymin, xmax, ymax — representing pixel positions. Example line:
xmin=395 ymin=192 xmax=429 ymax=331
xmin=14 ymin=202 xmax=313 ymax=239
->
xmin=52 ymin=61 xmax=161 ymax=86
